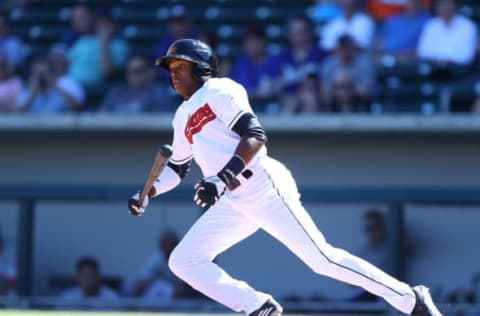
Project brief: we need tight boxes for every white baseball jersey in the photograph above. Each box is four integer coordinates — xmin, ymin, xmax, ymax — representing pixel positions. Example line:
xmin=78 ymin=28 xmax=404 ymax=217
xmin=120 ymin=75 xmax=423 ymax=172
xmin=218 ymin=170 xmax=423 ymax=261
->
xmin=165 ymin=77 xmax=417 ymax=315
xmin=170 ymin=77 xmax=266 ymax=177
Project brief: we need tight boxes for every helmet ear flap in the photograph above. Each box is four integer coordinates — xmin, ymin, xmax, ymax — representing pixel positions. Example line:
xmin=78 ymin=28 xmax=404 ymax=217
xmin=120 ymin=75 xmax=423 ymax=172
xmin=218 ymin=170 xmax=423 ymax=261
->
xmin=192 ymin=64 xmax=203 ymax=82
xmin=192 ymin=64 xmax=212 ymax=82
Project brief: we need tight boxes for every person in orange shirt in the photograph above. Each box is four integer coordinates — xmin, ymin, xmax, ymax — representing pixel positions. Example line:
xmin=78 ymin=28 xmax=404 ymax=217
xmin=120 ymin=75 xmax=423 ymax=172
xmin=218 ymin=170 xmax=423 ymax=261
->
xmin=368 ymin=0 xmax=432 ymax=21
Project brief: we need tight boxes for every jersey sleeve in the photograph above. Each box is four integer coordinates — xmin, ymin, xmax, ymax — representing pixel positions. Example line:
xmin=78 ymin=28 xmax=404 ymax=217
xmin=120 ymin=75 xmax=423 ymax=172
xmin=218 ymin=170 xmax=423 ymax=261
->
xmin=210 ymin=79 xmax=255 ymax=130
xmin=170 ymin=108 xmax=193 ymax=164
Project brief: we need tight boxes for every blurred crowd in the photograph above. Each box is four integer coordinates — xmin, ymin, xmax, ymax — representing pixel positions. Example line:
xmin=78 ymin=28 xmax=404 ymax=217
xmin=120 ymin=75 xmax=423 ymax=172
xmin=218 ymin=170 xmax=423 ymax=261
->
xmin=0 ymin=0 xmax=479 ymax=115
xmin=53 ymin=229 xmax=204 ymax=311
xmin=0 ymin=226 xmax=204 ymax=310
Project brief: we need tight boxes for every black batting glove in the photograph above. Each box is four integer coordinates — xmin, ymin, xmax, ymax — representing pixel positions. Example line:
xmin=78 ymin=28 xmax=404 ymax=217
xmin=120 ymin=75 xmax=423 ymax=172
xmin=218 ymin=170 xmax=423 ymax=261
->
xmin=193 ymin=168 xmax=242 ymax=208
xmin=194 ymin=176 xmax=226 ymax=208
xmin=128 ymin=191 xmax=149 ymax=216
xmin=194 ymin=155 xmax=245 ymax=208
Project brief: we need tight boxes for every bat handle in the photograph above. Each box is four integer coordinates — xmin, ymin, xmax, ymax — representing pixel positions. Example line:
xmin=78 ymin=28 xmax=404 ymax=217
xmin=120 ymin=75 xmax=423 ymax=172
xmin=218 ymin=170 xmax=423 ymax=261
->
xmin=138 ymin=191 xmax=148 ymax=205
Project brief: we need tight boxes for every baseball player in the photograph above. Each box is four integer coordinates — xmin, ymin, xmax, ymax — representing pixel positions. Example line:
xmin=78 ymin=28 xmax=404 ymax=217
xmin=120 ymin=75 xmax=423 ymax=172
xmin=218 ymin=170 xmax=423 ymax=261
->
xmin=128 ymin=39 xmax=442 ymax=316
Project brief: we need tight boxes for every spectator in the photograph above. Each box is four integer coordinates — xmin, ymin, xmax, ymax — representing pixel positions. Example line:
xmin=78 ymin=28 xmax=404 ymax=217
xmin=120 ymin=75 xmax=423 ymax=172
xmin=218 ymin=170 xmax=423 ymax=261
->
xmin=275 ymin=16 xmax=326 ymax=114
xmin=57 ymin=257 xmax=118 ymax=310
xmin=16 ymin=57 xmax=82 ymax=113
xmin=308 ymin=0 xmax=343 ymax=25
xmin=0 ymin=10 xmax=27 ymax=68
xmin=320 ymin=0 xmax=375 ymax=51
xmin=48 ymin=43 xmax=85 ymax=108
xmin=346 ymin=209 xmax=388 ymax=301
xmin=367 ymin=0 xmax=431 ymax=21
xmin=68 ymin=9 xmax=130 ymax=88
xmin=379 ymin=0 xmax=430 ymax=62
xmin=125 ymin=230 xmax=199 ymax=299
xmin=61 ymin=3 xmax=94 ymax=47
xmin=417 ymin=0 xmax=477 ymax=66
xmin=0 ymin=53 xmax=23 ymax=112
xmin=368 ymin=0 xmax=405 ymax=21
xmin=321 ymin=34 xmax=375 ymax=112
xmin=152 ymin=5 xmax=197 ymax=83
xmin=358 ymin=209 xmax=388 ymax=270
xmin=231 ymin=24 xmax=278 ymax=110
xmin=0 ymin=225 xmax=16 ymax=296
xmin=100 ymin=55 xmax=176 ymax=113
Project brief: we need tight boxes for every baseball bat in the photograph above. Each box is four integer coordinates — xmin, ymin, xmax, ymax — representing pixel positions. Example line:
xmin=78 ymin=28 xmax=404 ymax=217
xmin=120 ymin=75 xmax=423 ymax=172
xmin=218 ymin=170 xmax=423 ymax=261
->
xmin=139 ymin=144 xmax=173 ymax=204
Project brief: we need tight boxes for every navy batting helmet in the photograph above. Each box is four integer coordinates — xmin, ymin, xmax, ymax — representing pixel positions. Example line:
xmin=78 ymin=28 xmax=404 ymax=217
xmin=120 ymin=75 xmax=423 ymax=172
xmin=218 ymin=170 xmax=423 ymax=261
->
xmin=155 ymin=38 xmax=218 ymax=81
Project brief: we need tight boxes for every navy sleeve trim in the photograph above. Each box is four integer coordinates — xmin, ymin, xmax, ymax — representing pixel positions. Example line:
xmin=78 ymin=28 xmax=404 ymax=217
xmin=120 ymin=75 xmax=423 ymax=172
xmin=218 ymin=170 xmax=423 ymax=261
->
xmin=228 ymin=110 xmax=247 ymax=129
xmin=231 ymin=113 xmax=268 ymax=142
xmin=167 ymin=160 xmax=192 ymax=179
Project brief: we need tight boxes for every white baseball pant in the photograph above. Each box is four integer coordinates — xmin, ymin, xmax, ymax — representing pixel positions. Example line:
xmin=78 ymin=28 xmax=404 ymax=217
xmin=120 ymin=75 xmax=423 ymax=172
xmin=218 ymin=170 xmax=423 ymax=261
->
xmin=168 ymin=157 xmax=416 ymax=314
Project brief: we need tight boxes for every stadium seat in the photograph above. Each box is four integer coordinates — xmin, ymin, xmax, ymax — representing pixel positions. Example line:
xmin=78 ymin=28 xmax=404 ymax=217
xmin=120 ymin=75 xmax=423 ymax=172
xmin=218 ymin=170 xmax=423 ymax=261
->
xmin=379 ymin=78 xmax=440 ymax=113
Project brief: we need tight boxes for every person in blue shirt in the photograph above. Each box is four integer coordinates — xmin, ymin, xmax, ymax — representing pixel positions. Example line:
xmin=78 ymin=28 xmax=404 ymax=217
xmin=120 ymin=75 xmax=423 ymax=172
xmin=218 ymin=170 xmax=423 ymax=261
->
xmin=274 ymin=16 xmax=327 ymax=114
xmin=231 ymin=24 xmax=279 ymax=112
xmin=68 ymin=9 xmax=130 ymax=88
xmin=17 ymin=57 xmax=83 ymax=114
xmin=0 ymin=10 xmax=27 ymax=68
xmin=308 ymin=0 xmax=343 ymax=25
xmin=380 ymin=0 xmax=430 ymax=61
xmin=100 ymin=55 xmax=177 ymax=113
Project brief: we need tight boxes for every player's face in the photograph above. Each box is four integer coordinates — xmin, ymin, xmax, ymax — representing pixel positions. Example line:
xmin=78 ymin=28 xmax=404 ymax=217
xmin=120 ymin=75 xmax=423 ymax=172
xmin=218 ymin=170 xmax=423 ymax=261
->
xmin=169 ymin=58 xmax=202 ymax=100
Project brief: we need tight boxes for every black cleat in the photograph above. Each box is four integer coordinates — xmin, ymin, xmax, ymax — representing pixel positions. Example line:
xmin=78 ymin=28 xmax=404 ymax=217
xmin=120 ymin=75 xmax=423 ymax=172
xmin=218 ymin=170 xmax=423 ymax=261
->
xmin=249 ymin=299 xmax=283 ymax=316
xmin=411 ymin=285 xmax=442 ymax=316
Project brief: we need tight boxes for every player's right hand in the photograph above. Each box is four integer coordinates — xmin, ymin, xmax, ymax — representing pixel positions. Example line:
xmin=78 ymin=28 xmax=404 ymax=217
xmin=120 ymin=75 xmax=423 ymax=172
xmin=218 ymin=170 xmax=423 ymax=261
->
xmin=128 ymin=191 xmax=148 ymax=216
xmin=194 ymin=176 xmax=226 ymax=208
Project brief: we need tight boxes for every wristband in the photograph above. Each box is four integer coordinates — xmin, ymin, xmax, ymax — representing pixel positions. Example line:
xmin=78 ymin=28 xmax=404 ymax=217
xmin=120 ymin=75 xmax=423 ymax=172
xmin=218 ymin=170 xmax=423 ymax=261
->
xmin=220 ymin=155 xmax=246 ymax=176
xmin=217 ymin=155 xmax=246 ymax=190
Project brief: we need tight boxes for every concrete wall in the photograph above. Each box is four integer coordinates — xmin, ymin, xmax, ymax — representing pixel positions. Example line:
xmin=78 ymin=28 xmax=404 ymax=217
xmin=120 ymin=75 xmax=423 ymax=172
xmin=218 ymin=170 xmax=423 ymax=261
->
xmin=3 ymin=120 xmax=480 ymax=187
xmin=1 ymin=114 xmax=479 ymax=301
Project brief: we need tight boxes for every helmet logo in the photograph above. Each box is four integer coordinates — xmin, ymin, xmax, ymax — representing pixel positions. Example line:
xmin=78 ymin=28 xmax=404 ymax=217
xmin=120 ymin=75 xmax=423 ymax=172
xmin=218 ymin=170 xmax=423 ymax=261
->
xmin=168 ymin=46 xmax=178 ymax=55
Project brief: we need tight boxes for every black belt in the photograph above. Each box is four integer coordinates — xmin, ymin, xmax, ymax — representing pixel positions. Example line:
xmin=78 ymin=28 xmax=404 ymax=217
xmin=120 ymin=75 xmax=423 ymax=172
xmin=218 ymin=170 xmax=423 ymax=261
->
xmin=241 ymin=169 xmax=253 ymax=179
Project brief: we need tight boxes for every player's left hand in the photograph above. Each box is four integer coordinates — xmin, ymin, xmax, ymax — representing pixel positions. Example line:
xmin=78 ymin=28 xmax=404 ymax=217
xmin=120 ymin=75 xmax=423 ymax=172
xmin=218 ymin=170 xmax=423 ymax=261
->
xmin=128 ymin=191 xmax=148 ymax=216
xmin=194 ymin=176 xmax=226 ymax=208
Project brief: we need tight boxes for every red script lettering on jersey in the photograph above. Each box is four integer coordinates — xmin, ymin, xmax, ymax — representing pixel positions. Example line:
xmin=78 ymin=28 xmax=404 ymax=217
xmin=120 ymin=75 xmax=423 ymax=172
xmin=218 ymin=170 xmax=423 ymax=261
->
xmin=185 ymin=104 xmax=216 ymax=144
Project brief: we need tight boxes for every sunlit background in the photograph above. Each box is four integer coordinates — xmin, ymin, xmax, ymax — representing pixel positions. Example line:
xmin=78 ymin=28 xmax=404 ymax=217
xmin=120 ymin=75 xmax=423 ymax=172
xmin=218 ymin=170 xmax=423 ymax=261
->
xmin=0 ymin=0 xmax=479 ymax=315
